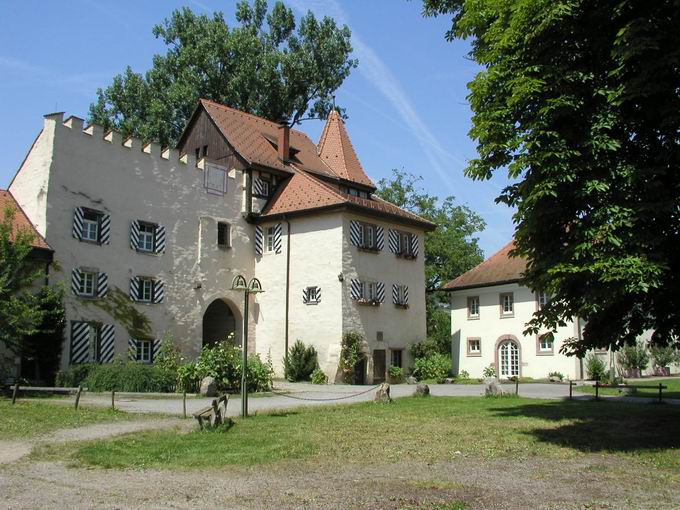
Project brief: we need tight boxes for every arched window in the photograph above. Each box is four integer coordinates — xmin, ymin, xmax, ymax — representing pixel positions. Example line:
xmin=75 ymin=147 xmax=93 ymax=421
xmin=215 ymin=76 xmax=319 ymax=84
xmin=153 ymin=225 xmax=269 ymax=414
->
xmin=498 ymin=340 xmax=519 ymax=378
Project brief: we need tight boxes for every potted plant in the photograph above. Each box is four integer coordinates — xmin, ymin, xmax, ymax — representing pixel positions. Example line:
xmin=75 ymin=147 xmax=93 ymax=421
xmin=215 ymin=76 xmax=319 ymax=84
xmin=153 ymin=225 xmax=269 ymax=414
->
xmin=617 ymin=341 xmax=649 ymax=378
xmin=650 ymin=345 xmax=679 ymax=376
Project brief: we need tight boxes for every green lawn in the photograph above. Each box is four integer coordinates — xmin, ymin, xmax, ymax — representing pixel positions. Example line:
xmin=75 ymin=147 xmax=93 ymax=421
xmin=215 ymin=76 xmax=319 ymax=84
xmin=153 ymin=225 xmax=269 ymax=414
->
xmin=0 ymin=398 xmax=137 ymax=439
xmin=48 ymin=396 xmax=680 ymax=471
xmin=577 ymin=377 xmax=680 ymax=399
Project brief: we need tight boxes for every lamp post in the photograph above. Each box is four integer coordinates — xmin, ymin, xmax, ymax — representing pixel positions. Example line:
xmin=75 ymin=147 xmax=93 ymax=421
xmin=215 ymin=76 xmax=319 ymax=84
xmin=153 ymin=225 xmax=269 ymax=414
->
xmin=231 ymin=275 xmax=264 ymax=418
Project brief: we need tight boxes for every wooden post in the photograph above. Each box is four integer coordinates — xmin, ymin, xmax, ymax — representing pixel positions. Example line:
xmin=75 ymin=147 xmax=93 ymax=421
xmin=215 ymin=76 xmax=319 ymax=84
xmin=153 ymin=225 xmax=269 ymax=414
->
xmin=515 ymin=377 xmax=519 ymax=396
xmin=595 ymin=380 xmax=599 ymax=401
xmin=658 ymin=383 xmax=663 ymax=404
xmin=74 ymin=385 xmax=83 ymax=410
xmin=12 ymin=383 xmax=19 ymax=405
xmin=569 ymin=381 xmax=573 ymax=400
xmin=183 ymin=391 xmax=187 ymax=419
xmin=111 ymin=390 xmax=115 ymax=410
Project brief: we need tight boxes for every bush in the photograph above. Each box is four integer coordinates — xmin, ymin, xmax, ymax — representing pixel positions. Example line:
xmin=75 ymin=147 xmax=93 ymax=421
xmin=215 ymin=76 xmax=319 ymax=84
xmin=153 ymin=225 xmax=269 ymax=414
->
xmin=284 ymin=340 xmax=318 ymax=382
xmin=194 ymin=341 xmax=241 ymax=391
xmin=242 ymin=352 xmax=274 ymax=392
xmin=457 ymin=370 xmax=470 ymax=380
xmin=339 ymin=331 xmax=366 ymax=384
xmin=617 ymin=341 xmax=650 ymax=376
xmin=388 ymin=365 xmax=404 ymax=383
xmin=311 ymin=368 xmax=328 ymax=385
xmin=82 ymin=362 xmax=175 ymax=392
xmin=650 ymin=344 xmax=680 ymax=368
xmin=56 ymin=363 xmax=95 ymax=387
xmin=410 ymin=337 xmax=447 ymax=359
xmin=585 ymin=354 xmax=607 ymax=380
xmin=482 ymin=364 xmax=496 ymax=379
xmin=548 ymin=371 xmax=564 ymax=381
xmin=413 ymin=353 xmax=451 ymax=383
xmin=177 ymin=362 xmax=200 ymax=393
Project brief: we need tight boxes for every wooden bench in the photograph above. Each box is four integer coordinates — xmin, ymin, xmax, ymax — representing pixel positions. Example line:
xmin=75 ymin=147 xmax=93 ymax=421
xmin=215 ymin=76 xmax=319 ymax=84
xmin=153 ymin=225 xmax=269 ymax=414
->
xmin=193 ymin=394 xmax=229 ymax=430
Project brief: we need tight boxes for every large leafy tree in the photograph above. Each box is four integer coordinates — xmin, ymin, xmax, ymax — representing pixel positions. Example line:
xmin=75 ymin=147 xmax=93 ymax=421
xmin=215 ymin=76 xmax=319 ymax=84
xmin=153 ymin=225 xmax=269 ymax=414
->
xmin=376 ymin=170 xmax=485 ymax=351
xmin=423 ymin=0 xmax=680 ymax=354
xmin=90 ymin=0 xmax=357 ymax=146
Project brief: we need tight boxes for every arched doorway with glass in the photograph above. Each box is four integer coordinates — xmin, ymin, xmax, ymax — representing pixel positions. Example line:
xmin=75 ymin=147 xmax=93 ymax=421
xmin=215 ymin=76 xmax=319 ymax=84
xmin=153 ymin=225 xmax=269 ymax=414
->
xmin=496 ymin=335 xmax=520 ymax=378
xmin=202 ymin=298 xmax=242 ymax=348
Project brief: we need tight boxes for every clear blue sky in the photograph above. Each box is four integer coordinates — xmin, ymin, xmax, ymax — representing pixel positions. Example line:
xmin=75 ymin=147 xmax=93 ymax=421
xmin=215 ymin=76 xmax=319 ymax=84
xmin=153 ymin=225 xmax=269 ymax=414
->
xmin=0 ymin=0 xmax=514 ymax=257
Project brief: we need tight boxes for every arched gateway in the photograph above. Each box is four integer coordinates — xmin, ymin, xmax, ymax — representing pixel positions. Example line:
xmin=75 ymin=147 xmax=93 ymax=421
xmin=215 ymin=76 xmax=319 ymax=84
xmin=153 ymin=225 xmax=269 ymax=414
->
xmin=202 ymin=298 xmax=240 ymax=347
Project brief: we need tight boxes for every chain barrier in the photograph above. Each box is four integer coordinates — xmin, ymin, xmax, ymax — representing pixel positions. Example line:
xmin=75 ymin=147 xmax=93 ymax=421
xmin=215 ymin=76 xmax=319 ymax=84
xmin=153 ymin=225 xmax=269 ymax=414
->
xmin=269 ymin=384 xmax=382 ymax=402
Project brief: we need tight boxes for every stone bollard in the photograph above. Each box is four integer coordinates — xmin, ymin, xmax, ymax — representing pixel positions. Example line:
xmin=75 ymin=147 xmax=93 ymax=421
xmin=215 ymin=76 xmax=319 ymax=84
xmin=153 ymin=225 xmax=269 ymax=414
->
xmin=414 ymin=383 xmax=430 ymax=397
xmin=374 ymin=382 xmax=392 ymax=403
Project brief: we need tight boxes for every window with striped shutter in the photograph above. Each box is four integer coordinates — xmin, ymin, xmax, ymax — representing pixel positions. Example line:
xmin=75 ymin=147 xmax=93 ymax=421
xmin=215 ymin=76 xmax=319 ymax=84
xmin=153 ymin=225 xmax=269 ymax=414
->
xmin=392 ymin=284 xmax=409 ymax=308
xmin=72 ymin=268 xmax=107 ymax=298
xmin=303 ymin=286 xmax=321 ymax=304
xmin=350 ymin=279 xmax=384 ymax=305
xmin=73 ymin=207 xmax=109 ymax=244
xmin=131 ymin=221 xmax=165 ymax=254
xmin=349 ymin=220 xmax=383 ymax=252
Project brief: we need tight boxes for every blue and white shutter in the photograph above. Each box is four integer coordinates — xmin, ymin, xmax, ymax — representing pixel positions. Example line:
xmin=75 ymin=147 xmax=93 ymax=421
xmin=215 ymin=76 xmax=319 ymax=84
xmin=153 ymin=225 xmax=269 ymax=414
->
xmin=98 ymin=324 xmax=115 ymax=363
xmin=388 ymin=229 xmax=399 ymax=254
xmin=152 ymin=338 xmax=162 ymax=363
xmin=153 ymin=279 xmax=164 ymax=304
xmin=128 ymin=338 xmax=138 ymax=361
xmin=71 ymin=268 xmax=83 ymax=296
xmin=376 ymin=282 xmax=385 ymax=303
xmin=274 ymin=223 xmax=282 ymax=254
xmin=376 ymin=226 xmax=385 ymax=251
xmin=350 ymin=220 xmax=362 ymax=247
xmin=350 ymin=279 xmax=363 ymax=301
xmin=255 ymin=226 xmax=263 ymax=255
xmin=99 ymin=214 xmax=111 ymax=244
xmin=129 ymin=277 xmax=140 ymax=302
xmin=72 ymin=207 xmax=84 ymax=240
xmin=130 ymin=220 xmax=140 ymax=250
xmin=96 ymin=272 xmax=108 ymax=298
xmin=154 ymin=225 xmax=166 ymax=254
xmin=70 ymin=321 xmax=90 ymax=364
xmin=410 ymin=234 xmax=419 ymax=257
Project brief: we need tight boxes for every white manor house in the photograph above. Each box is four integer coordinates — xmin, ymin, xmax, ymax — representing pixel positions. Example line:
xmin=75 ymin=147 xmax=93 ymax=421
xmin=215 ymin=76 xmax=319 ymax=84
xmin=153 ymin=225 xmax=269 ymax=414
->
xmin=7 ymin=100 xmax=434 ymax=383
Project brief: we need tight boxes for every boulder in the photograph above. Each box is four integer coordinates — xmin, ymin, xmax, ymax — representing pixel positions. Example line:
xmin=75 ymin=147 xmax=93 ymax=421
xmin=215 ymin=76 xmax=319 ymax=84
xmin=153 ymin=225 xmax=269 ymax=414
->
xmin=200 ymin=376 xmax=217 ymax=397
xmin=414 ymin=384 xmax=430 ymax=397
xmin=484 ymin=378 xmax=504 ymax=397
xmin=374 ymin=383 xmax=392 ymax=403
xmin=406 ymin=376 xmax=418 ymax=385
xmin=444 ymin=378 xmax=455 ymax=384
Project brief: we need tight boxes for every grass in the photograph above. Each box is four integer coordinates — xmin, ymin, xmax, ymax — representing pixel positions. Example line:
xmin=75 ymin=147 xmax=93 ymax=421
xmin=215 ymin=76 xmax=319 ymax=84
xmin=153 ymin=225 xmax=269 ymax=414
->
xmin=577 ymin=377 xmax=680 ymax=399
xmin=41 ymin=396 xmax=680 ymax=471
xmin=0 ymin=398 xmax=138 ymax=439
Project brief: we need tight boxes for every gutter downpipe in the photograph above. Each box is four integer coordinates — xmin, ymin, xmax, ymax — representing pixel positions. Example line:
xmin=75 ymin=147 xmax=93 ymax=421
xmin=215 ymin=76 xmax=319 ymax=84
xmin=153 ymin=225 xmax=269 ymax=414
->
xmin=284 ymin=216 xmax=291 ymax=365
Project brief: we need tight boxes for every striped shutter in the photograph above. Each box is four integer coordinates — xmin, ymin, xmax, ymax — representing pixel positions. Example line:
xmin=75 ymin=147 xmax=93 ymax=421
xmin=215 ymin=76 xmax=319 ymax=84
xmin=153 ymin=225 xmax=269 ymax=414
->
xmin=70 ymin=321 xmax=90 ymax=364
xmin=100 ymin=214 xmax=111 ymax=244
xmin=376 ymin=226 xmax=384 ymax=251
xmin=154 ymin=225 xmax=166 ymax=254
xmin=402 ymin=285 xmax=409 ymax=305
xmin=253 ymin=177 xmax=267 ymax=196
xmin=302 ymin=287 xmax=321 ymax=304
xmin=350 ymin=279 xmax=363 ymax=301
xmin=388 ymin=229 xmax=399 ymax=253
xmin=255 ymin=226 xmax=263 ymax=255
xmin=129 ymin=277 xmax=140 ymax=302
xmin=152 ymin=338 xmax=162 ymax=363
xmin=302 ymin=287 xmax=309 ymax=304
xmin=376 ymin=282 xmax=385 ymax=303
xmin=410 ymin=234 xmax=419 ymax=257
xmin=153 ymin=279 xmax=164 ymax=304
xmin=72 ymin=207 xmax=84 ymax=240
xmin=98 ymin=324 xmax=115 ymax=363
xmin=349 ymin=220 xmax=362 ymax=246
xmin=392 ymin=284 xmax=409 ymax=305
xmin=316 ymin=287 xmax=322 ymax=303
xmin=71 ymin=268 xmax=83 ymax=296
xmin=128 ymin=338 xmax=137 ymax=361
xmin=96 ymin=272 xmax=108 ymax=298
xmin=274 ymin=223 xmax=282 ymax=254
xmin=130 ymin=220 xmax=140 ymax=250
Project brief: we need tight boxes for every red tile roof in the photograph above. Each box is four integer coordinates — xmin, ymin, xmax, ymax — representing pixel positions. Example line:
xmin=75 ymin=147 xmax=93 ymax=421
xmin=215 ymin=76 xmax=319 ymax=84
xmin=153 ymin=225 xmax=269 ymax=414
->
xmin=442 ymin=241 xmax=526 ymax=290
xmin=0 ymin=190 xmax=51 ymax=250
xmin=317 ymin=111 xmax=375 ymax=189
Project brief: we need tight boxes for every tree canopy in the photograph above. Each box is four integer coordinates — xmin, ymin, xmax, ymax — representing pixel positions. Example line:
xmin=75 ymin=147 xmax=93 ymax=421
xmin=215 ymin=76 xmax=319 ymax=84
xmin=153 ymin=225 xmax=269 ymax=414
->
xmin=376 ymin=169 xmax=485 ymax=352
xmin=423 ymin=0 xmax=680 ymax=354
xmin=90 ymin=0 xmax=357 ymax=147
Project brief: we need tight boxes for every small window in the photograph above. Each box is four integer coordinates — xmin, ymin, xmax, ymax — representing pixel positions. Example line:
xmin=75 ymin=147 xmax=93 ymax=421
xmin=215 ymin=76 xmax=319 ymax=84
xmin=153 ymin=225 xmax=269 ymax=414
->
xmin=467 ymin=338 xmax=481 ymax=356
xmin=217 ymin=222 xmax=231 ymax=248
xmin=500 ymin=293 xmax=514 ymax=316
xmin=349 ymin=188 xmax=358 ymax=196
xmin=202 ymin=145 xmax=208 ymax=158
xmin=259 ymin=179 xmax=270 ymax=197
xmin=265 ymin=226 xmax=276 ymax=253
xmin=205 ymin=164 xmax=227 ymax=195
xmin=82 ymin=210 xmax=101 ymax=242
xmin=391 ymin=349 xmax=402 ymax=368
xmin=538 ymin=334 xmax=554 ymax=353
xmin=395 ymin=284 xmax=408 ymax=305
xmin=138 ymin=223 xmax=155 ymax=252
xmin=467 ymin=296 xmax=480 ymax=318
xmin=377 ymin=331 xmax=384 ymax=342
xmin=537 ymin=291 xmax=549 ymax=309
xmin=359 ymin=191 xmax=368 ymax=199
xmin=136 ymin=339 xmax=152 ymax=363
xmin=358 ymin=222 xmax=379 ymax=250
xmin=304 ymin=286 xmax=320 ymax=304
xmin=367 ymin=281 xmax=378 ymax=301
xmin=79 ymin=271 xmax=96 ymax=297
xmin=139 ymin=278 xmax=154 ymax=303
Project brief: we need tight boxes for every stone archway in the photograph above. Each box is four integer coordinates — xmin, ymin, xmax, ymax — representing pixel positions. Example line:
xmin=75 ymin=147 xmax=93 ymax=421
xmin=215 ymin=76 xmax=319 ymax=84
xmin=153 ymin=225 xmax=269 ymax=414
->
xmin=202 ymin=299 xmax=240 ymax=347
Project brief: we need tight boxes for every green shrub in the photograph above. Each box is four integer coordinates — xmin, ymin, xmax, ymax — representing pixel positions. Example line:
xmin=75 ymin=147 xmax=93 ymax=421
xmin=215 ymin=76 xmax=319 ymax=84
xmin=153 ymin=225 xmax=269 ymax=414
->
xmin=585 ymin=354 xmax=607 ymax=380
xmin=284 ymin=340 xmax=318 ymax=382
xmin=617 ymin=341 xmax=650 ymax=375
xmin=413 ymin=353 xmax=451 ymax=383
xmin=177 ymin=362 xmax=200 ymax=393
xmin=195 ymin=341 xmax=241 ymax=391
xmin=457 ymin=370 xmax=470 ymax=380
xmin=388 ymin=365 xmax=404 ymax=383
xmin=548 ymin=371 xmax=564 ymax=381
xmin=650 ymin=344 xmax=680 ymax=368
xmin=82 ymin=362 xmax=175 ymax=392
xmin=339 ymin=331 xmax=366 ymax=384
xmin=482 ymin=364 xmax=496 ymax=379
xmin=311 ymin=368 xmax=328 ymax=385
xmin=56 ymin=363 xmax=95 ymax=387
xmin=241 ymin=352 xmax=274 ymax=392
xmin=410 ymin=337 xmax=447 ymax=359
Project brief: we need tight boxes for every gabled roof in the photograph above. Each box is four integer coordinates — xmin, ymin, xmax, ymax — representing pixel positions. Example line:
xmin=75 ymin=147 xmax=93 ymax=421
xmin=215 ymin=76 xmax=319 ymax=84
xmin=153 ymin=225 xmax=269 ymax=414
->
xmin=197 ymin=99 xmax=336 ymax=179
xmin=442 ymin=241 xmax=526 ymax=291
xmin=317 ymin=111 xmax=375 ymax=189
xmin=0 ymin=190 xmax=51 ymax=251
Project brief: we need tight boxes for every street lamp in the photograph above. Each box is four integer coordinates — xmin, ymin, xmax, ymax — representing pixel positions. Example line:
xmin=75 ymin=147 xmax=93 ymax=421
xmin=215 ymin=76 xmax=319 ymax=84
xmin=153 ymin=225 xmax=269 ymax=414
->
xmin=231 ymin=274 xmax=264 ymax=418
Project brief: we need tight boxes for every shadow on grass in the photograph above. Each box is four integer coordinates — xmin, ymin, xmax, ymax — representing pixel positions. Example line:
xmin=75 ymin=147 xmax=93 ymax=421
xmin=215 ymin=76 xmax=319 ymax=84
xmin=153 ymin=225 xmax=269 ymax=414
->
xmin=490 ymin=399 xmax=680 ymax=453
